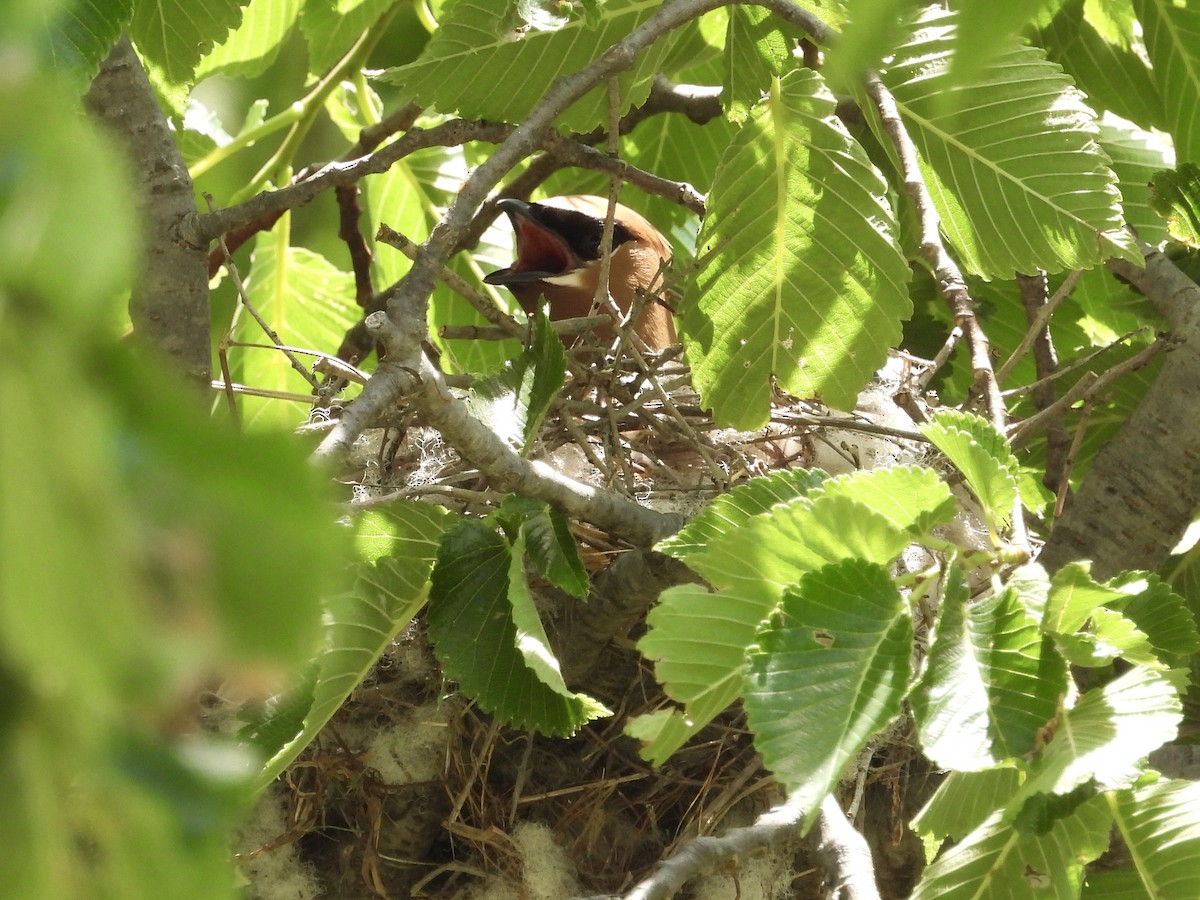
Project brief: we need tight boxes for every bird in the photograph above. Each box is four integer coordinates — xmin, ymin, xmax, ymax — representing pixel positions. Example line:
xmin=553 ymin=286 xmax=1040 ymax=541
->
xmin=483 ymin=195 xmax=675 ymax=349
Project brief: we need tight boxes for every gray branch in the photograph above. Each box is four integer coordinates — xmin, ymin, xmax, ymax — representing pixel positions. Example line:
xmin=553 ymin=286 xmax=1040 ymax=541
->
xmin=85 ymin=37 xmax=211 ymax=383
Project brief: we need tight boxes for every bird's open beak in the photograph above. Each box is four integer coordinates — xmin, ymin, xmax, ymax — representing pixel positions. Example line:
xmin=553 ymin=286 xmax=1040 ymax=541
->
xmin=484 ymin=199 xmax=578 ymax=286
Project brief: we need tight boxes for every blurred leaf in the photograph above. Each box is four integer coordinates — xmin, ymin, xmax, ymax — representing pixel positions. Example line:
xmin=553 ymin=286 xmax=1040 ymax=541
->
xmin=1134 ymin=0 xmax=1200 ymax=166
xmin=875 ymin=7 xmax=1139 ymax=279
xmin=300 ymin=0 xmax=393 ymax=75
xmin=744 ymin=560 xmax=912 ymax=813
xmin=382 ymin=0 xmax=675 ymax=133
xmin=1150 ymin=164 xmax=1200 ymax=247
xmin=824 ymin=0 xmax=920 ymax=92
xmin=1035 ymin=0 xmax=1164 ymax=131
xmin=684 ymin=68 xmax=910 ymax=428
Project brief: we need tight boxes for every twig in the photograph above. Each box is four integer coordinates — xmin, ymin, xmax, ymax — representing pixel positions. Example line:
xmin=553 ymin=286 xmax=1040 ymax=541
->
xmin=998 ymin=269 xmax=1082 ymax=384
xmin=439 ymin=316 xmax=608 ymax=341
xmin=1009 ymin=334 xmax=1172 ymax=448
xmin=1055 ymin=398 xmax=1094 ymax=521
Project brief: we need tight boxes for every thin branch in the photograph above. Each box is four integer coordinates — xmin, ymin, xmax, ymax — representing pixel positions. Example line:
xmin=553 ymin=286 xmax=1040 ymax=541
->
xmin=864 ymin=73 xmax=1004 ymax=433
xmin=1014 ymin=271 xmax=1071 ymax=497
xmin=998 ymin=269 xmax=1082 ymax=384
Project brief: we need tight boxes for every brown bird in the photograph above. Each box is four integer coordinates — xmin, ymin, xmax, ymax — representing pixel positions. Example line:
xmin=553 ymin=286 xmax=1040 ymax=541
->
xmin=484 ymin=195 xmax=675 ymax=349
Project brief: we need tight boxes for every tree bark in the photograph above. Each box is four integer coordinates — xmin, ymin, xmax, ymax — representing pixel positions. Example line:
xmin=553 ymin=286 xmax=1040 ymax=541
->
xmin=85 ymin=38 xmax=211 ymax=383
xmin=1039 ymin=249 xmax=1200 ymax=578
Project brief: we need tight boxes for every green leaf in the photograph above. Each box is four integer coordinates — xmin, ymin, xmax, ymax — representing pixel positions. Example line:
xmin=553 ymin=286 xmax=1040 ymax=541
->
xmin=496 ymin=495 xmax=588 ymax=599
xmin=230 ymin=237 xmax=360 ymax=430
xmin=815 ymin=465 xmax=957 ymax=539
xmin=912 ymin=766 xmax=1022 ymax=842
xmin=254 ymin=502 xmax=449 ymax=785
xmin=1036 ymin=0 xmax=1165 ymax=131
xmin=921 ymin=409 xmax=1019 ymax=537
xmin=878 ymin=7 xmax=1139 ymax=278
xmin=520 ymin=504 xmax=588 ymax=600
xmin=513 ymin=312 xmax=566 ymax=452
xmin=42 ymin=0 xmax=131 ymax=90
xmin=684 ymin=68 xmax=911 ymax=428
xmin=913 ymin=567 xmax=1067 ymax=770
xmin=382 ymin=0 xmax=675 ymax=133
xmin=130 ymin=0 xmax=248 ymax=90
xmin=1114 ymin=572 xmax=1200 ymax=669
xmin=744 ymin=559 xmax=912 ymax=813
xmin=1135 ymin=0 xmax=1200 ymax=166
xmin=464 ymin=316 xmax=565 ymax=450
xmin=724 ymin=6 xmax=790 ymax=124
xmin=1150 ymin=164 xmax=1200 ymax=248
xmin=427 ymin=521 xmax=607 ymax=736
xmin=1015 ymin=667 xmax=1182 ymax=805
xmin=633 ymin=583 xmax=776 ymax=764
xmin=300 ymin=0 xmax=392 ymax=75
xmin=912 ymin=797 xmax=1111 ymax=899
xmin=196 ymin=0 xmax=302 ymax=81
xmin=362 ymin=138 xmax=520 ymax=375
xmin=1098 ymin=118 xmax=1174 ymax=247
xmin=656 ymin=468 xmax=829 ymax=566
xmin=1107 ymin=779 xmax=1200 ymax=898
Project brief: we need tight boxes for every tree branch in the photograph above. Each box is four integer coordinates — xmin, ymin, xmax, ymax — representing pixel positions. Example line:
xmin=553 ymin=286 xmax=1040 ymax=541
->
xmin=85 ymin=37 xmax=211 ymax=383
xmin=1040 ymin=243 xmax=1200 ymax=577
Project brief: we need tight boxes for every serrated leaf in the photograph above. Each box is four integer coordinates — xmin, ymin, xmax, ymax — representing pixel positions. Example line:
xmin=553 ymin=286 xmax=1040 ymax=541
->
xmin=684 ymin=68 xmax=911 ymax=428
xmin=1046 ymin=562 xmax=1127 ymax=635
xmin=231 ymin=236 xmax=360 ymax=430
xmin=464 ymin=319 xmax=564 ymax=449
xmin=1135 ymin=0 xmax=1200 ymax=167
xmin=1116 ymin=572 xmax=1200 ymax=668
xmin=1107 ymin=779 xmax=1200 ymax=898
xmin=196 ymin=0 xmax=301 ymax=81
xmin=696 ymin=492 xmax=910 ymax=607
xmin=912 ymin=798 xmax=1111 ymax=900
xmin=913 ymin=567 xmax=1067 ymax=770
xmin=724 ymin=6 xmax=790 ymax=124
xmin=1098 ymin=118 xmax=1174 ymax=247
xmin=912 ymin=766 xmax=1022 ymax=842
xmin=507 ymin=532 xmax=606 ymax=718
xmin=520 ymin=504 xmax=588 ymax=599
xmin=816 ymin=465 xmax=957 ymax=538
xmin=1014 ymin=667 xmax=1182 ymax=806
xmin=1150 ymin=164 xmax=1200 ymax=247
xmin=513 ymin=312 xmax=566 ymax=452
xmin=921 ymin=409 xmax=1019 ymax=538
xmin=1037 ymin=0 xmax=1165 ymax=131
xmin=131 ymin=0 xmax=247 ymax=90
xmin=43 ymin=0 xmax=130 ymax=89
xmin=254 ymin=502 xmax=449 ymax=786
xmin=382 ymin=0 xmax=674 ymax=134
xmin=427 ymin=520 xmax=606 ymax=736
xmin=878 ymin=7 xmax=1139 ymax=278
xmin=656 ymin=468 xmax=829 ymax=565
xmin=744 ymin=559 xmax=912 ymax=814
xmin=633 ymin=583 xmax=776 ymax=764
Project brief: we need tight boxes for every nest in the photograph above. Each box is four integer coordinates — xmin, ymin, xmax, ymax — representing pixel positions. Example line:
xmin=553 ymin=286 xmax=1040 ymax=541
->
xmin=238 ymin=342 xmax=935 ymax=899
